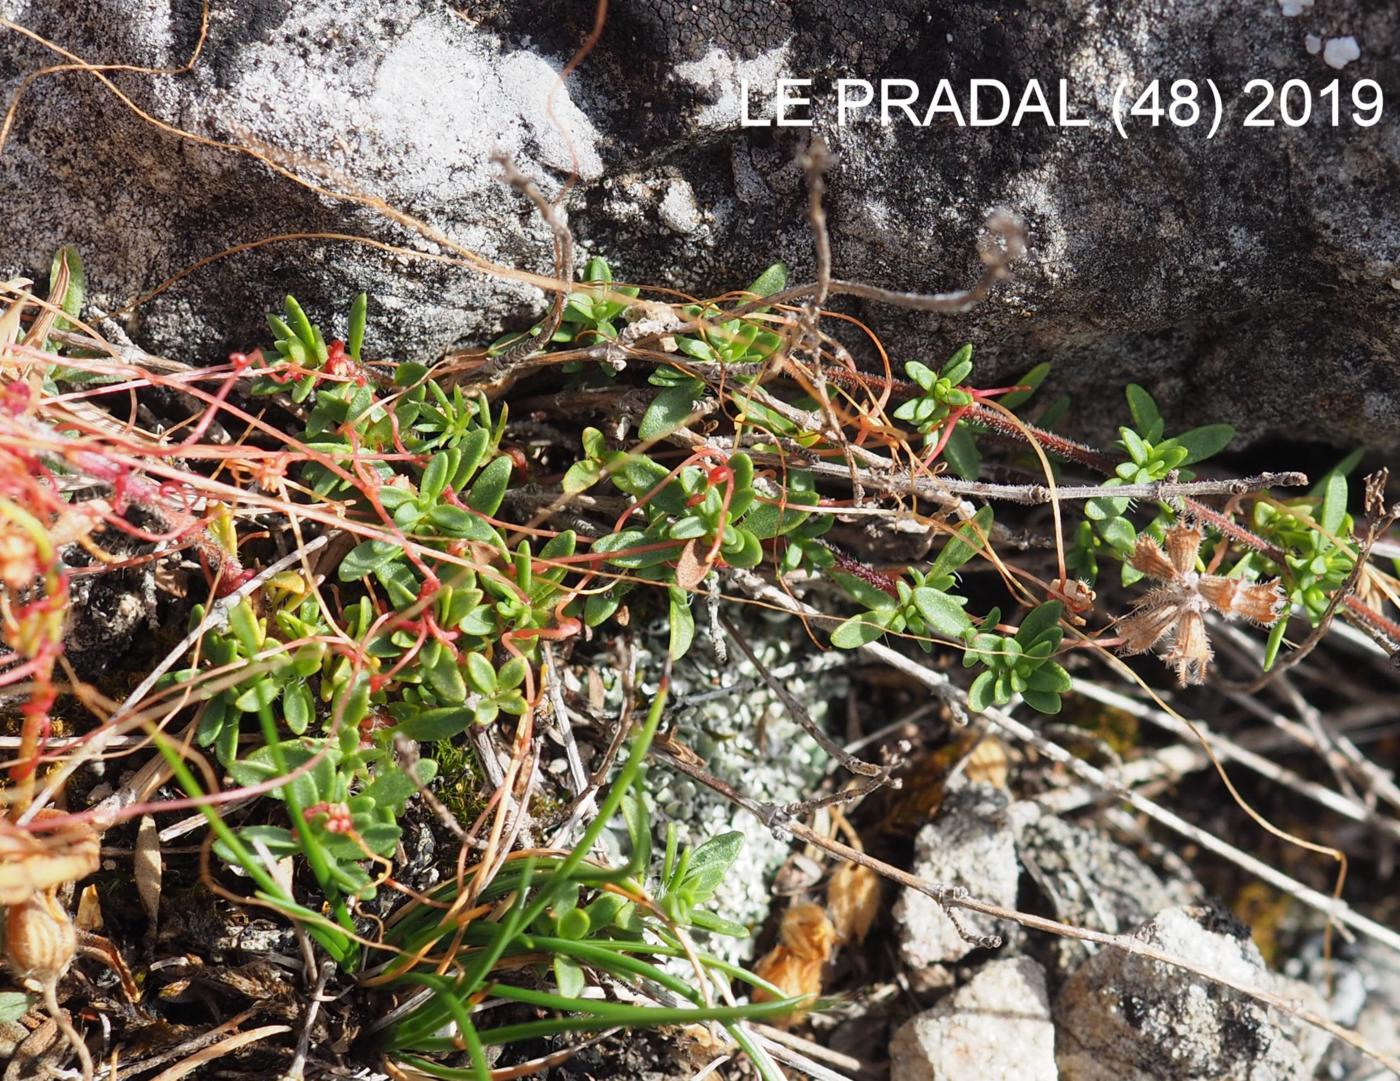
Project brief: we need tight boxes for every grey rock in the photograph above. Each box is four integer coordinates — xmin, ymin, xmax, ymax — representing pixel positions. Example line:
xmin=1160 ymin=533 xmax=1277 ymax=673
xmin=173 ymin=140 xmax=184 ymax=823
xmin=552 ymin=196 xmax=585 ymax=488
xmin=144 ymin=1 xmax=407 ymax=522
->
xmin=895 ymin=783 xmax=1019 ymax=967
xmin=891 ymin=957 xmax=1058 ymax=1081
xmin=1013 ymin=802 xmax=1197 ymax=974
xmin=1308 ymin=939 xmax=1400 ymax=1081
xmin=3 ymin=2 xmax=1397 ymax=447
xmin=1055 ymin=906 xmax=1332 ymax=1081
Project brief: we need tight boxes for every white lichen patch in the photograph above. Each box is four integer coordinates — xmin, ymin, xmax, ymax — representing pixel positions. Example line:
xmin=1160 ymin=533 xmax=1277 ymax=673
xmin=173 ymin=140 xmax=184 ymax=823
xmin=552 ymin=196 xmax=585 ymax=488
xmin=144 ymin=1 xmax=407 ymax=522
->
xmin=1278 ymin=0 xmax=1314 ymax=17
xmin=674 ymin=42 xmax=793 ymax=129
xmin=593 ymin=618 xmax=849 ymax=964
xmin=1305 ymin=34 xmax=1322 ymax=55
xmin=1323 ymin=36 xmax=1361 ymax=69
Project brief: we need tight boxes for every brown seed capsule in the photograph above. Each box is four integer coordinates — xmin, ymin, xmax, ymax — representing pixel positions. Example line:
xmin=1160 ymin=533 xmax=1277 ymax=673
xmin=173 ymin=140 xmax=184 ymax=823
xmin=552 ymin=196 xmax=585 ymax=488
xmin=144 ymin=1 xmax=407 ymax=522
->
xmin=5 ymin=891 xmax=77 ymax=986
xmin=826 ymin=863 xmax=881 ymax=945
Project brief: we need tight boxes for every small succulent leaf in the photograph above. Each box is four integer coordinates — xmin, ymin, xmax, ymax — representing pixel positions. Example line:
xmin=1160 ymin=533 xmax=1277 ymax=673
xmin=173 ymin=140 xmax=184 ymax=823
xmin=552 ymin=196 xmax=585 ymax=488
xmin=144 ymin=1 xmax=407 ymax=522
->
xmin=830 ymin=615 xmax=887 ymax=649
xmin=1020 ymin=689 xmax=1063 ymax=714
xmin=684 ymin=831 xmax=745 ymax=902
xmin=930 ymin=505 xmax=995 ymax=578
xmin=911 ymin=588 xmax=972 ymax=638
xmin=640 ymin=384 xmax=701 ymax=441
xmin=1174 ymin=423 xmax=1235 ymax=465
xmin=1320 ymin=471 xmax=1349 ymax=537
xmin=999 ymin=361 xmax=1051 ymax=410
xmin=968 ymin=670 xmax=996 ymax=712
xmin=668 ymin=586 xmax=695 ymax=659
xmin=467 ymin=455 xmax=512 ymax=516
xmin=1015 ymin=602 xmax=1063 ymax=647
xmin=825 ymin=567 xmax=895 ymax=608
xmin=1125 ymin=384 xmax=1161 ymax=436
xmin=942 ymin=422 xmax=981 ymax=480
xmin=393 ymin=705 xmax=475 ymax=741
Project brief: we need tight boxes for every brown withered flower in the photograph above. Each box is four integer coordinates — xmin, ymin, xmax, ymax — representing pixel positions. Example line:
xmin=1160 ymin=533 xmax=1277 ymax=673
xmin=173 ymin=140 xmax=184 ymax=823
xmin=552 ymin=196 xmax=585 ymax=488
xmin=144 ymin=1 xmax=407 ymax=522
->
xmin=1118 ymin=522 xmax=1286 ymax=685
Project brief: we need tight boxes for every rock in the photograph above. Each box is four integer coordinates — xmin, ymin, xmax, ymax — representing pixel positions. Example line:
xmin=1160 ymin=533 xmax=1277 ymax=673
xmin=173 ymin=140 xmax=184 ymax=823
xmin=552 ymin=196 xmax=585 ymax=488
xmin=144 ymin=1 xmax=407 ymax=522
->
xmin=2 ymin=2 xmax=1397 ymax=447
xmin=895 ymin=783 xmax=1019 ymax=968
xmin=1055 ymin=906 xmax=1331 ymax=1081
xmin=1307 ymin=939 xmax=1400 ymax=1081
xmin=1013 ymin=803 xmax=1195 ymax=974
xmin=890 ymin=957 xmax=1057 ymax=1081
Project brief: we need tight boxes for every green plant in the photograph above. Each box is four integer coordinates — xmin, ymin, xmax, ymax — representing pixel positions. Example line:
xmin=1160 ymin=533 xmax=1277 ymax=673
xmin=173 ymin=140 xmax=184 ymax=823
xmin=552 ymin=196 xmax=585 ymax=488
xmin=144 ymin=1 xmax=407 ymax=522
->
xmin=373 ymin=685 xmax=796 ymax=1081
xmin=1074 ymin=384 xmax=1234 ymax=584
xmin=891 ymin=346 xmax=1050 ymax=479
xmin=828 ymin=507 xmax=988 ymax=651
xmin=960 ymin=601 xmax=1072 ymax=713
xmin=1239 ymin=460 xmax=1359 ymax=668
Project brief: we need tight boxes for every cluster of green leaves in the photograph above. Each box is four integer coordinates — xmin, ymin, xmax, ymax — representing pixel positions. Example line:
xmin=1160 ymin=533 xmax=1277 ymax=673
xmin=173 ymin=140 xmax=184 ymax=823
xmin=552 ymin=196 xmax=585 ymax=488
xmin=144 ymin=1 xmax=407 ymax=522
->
xmin=960 ymin=600 xmax=1072 ymax=713
xmin=1071 ymin=384 xmax=1235 ymax=585
xmin=828 ymin=506 xmax=1071 ymax=714
xmin=829 ymin=507 xmax=988 ymax=652
xmin=569 ymin=427 xmax=831 ymax=656
xmin=1238 ymin=460 xmax=1359 ymax=669
xmin=492 ymin=255 xmax=641 ymax=359
xmin=891 ymin=345 xmax=1050 ymax=480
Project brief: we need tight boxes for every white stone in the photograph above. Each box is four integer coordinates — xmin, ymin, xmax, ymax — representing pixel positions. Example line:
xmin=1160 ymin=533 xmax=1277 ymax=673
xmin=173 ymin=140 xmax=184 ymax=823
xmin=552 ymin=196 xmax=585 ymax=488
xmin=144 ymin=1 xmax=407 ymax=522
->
xmin=1323 ymin=36 xmax=1361 ymax=69
xmin=894 ymin=784 xmax=1019 ymax=967
xmin=891 ymin=958 xmax=1057 ymax=1081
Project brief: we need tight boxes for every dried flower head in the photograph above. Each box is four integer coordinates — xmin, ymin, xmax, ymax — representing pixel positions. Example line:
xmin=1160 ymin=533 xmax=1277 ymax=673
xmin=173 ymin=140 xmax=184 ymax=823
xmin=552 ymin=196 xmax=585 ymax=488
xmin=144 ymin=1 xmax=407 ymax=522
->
xmin=1118 ymin=523 xmax=1285 ymax=685
xmin=826 ymin=863 xmax=880 ymax=946
xmin=752 ymin=902 xmax=837 ymax=1025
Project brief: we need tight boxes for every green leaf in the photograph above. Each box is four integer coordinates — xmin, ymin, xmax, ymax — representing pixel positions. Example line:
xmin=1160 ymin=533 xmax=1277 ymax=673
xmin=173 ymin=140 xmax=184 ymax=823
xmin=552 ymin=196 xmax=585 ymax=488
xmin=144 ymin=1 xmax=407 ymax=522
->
xmin=745 ymin=262 xmax=788 ymax=304
xmin=233 ymin=678 xmax=281 ymax=713
xmin=830 ymin=614 xmax=887 ymax=649
xmin=968 ymin=670 xmax=997 ymax=712
xmin=1320 ymin=471 xmax=1349 ymax=537
xmin=283 ymin=681 xmax=314 ymax=735
xmin=467 ymin=455 xmax=512 ymax=517
xmin=423 ymin=647 xmax=468 ymax=705
xmin=347 ymin=293 xmax=367 ymax=360
xmin=362 ymin=759 xmax=437 ymax=816
xmin=905 ymin=361 xmax=937 ymax=391
xmin=942 ymin=423 xmax=981 ymax=480
xmin=1175 ymin=423 xmax=1235 ymax=465
xmin=464 ymin=652 xmax=497 ymax=696
xmin=912 ymin=588 xmax=971 ymax=637
xmin=496 ymin=656 xmax=527 ymax=691
xmin=1119 ymin=426 xmax=1149 ymax=465
xmin=426 ymin=504 xmax=497 ymax=541
xmin=420 ymin=453 xmax=451 ymax=504
xmin=1026 ymin=663 xmax=1072 ymax=693
xmin=393 ymin=705 xmax=475 ymax=741
xmin=667 ymin=515 xmax=709 ymax=541
xmin=0 ymin=991 xmax=33 ymax=1025
xmin=941 ymin=344 xmax=973 ymax=386
xmin=639 ymin=384 xmax=701 ymax=442
xmin=1125 ymin=384 xmax=1161 ymax=437
xmin=339 ymin=540 xmax=401 ymax=581
xmin=668 ymin=586 xmax=695 ymax=660
xmin=226 ymin=599 xmax=263 ymax=655
xmin=562 ymin=459 xmax=602 ymax=494
xmin=283 ymin=295 xmax=321 ymax=356
xmin=684 ymin=832 xmax=744 ymax=902
xmin=48 ymin=245 xmax=85 ymax=331
xmin=1262 ymin=614 xmax=1290 ymax=671
xmin=1015 ymin=602 xmax=1063 ymax=647
xmin=999 ymin=362 xmax=1051 ymax=410
xmin=553 ymin=954 xmax=587 ymax=999
xmin=930 ymin=505 xmax=994 ymax=577
xmin=830 ymin=569 xmax=896 ymax=611
xmin=1020 ymin=689 xmax=1063 ymax=714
